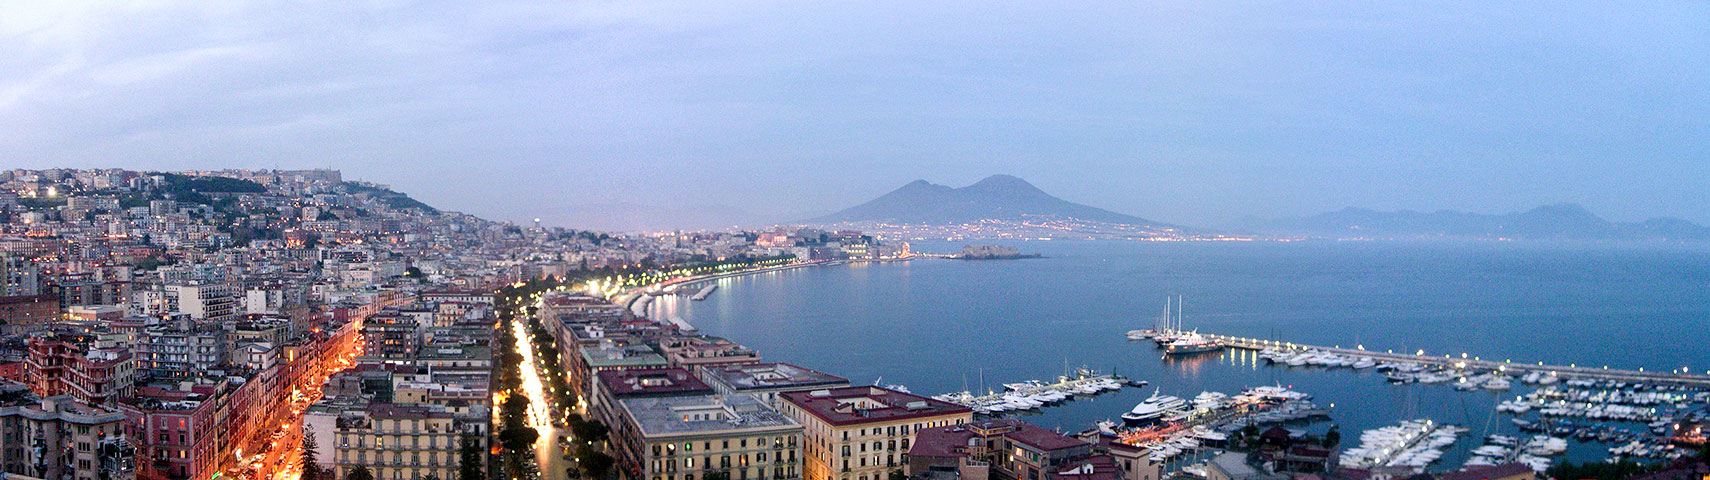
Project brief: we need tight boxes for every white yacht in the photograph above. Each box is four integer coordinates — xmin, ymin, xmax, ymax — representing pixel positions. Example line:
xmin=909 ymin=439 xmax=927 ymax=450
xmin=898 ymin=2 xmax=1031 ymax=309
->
xmin=1121 ymin=389 xmax=1189 ymax=426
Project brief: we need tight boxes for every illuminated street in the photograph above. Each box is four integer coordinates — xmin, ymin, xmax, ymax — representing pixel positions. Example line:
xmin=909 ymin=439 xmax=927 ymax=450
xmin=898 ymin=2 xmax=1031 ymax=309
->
xmin=511 ymin=314 xmax=570 ymax=480
xmin=248 ymin=340 xmax=364 ymax=480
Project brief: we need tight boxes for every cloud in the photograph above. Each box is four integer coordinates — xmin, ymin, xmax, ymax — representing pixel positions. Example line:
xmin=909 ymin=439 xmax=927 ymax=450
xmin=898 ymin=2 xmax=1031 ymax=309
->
xmin=1 ymin=0 xmax=1706 ymax=227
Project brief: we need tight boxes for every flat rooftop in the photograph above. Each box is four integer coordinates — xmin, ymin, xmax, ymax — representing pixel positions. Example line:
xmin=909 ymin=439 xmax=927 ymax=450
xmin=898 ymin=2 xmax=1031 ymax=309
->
xmin=911 ymin=419 xmax=1086 ymax=458
xmin=780 ymin=386 xmax=970 ymax=427
xmin=620 ymin=393 xmax=799 ymax=438
xmin=597 ymin=368 xmax=714 ymax=397
xmin=580 ymin=344 xmax=668 ymax=368
xmin=416 ymin=345 xmax=492 ymax=360
xmin=702 ymin=363 xmax=849 ymax=392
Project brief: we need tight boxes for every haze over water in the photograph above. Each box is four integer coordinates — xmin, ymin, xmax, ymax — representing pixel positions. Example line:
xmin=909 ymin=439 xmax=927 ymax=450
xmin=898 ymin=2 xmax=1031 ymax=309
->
xmin=648 ymin=240 xmax=1710 ymax=465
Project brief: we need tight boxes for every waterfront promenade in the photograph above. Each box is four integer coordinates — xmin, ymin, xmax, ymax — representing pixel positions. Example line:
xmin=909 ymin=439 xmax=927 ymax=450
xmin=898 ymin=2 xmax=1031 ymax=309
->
xmin=1181 ymin=331 xmax=1710 ymax=387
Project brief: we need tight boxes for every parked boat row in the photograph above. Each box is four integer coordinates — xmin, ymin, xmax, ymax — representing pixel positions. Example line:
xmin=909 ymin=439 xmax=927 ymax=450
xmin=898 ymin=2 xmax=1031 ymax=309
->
xmin=1259 ymin=348 xmax=1380 ymax=370
xmin=1338 ymin=419 xmax=1467 ymax=472
xmin=932 ymin=371 xmax=1130 ymax=415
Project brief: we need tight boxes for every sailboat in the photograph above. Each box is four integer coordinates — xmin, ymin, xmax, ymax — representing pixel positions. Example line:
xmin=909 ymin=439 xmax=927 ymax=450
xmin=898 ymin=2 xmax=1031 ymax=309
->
xmin=1159 ymin=296 xmax=1224 ymax=355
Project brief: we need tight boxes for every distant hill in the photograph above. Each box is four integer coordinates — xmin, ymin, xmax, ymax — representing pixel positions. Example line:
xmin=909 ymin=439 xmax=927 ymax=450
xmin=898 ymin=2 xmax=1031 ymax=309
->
xmin=806 ymin=175 xmax=1167 ymax=227
xmin=1259 ymin=203 xmax=1710 ymax=241
xmin=342 ymin=182 xmax=438 ymax=213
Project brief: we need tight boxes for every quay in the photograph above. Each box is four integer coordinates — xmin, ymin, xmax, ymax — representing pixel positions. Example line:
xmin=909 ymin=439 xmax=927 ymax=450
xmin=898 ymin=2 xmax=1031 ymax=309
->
xmin=1156 ymin=330 xmax=1710 ymax=387
xmin=616 ymin=260 xmax=831 ymax=314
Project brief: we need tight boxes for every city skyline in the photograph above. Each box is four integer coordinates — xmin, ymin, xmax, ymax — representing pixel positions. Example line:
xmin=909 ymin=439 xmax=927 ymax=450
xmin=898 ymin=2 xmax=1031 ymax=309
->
xmin=3 ymin=1 xmax=1707 ymax=230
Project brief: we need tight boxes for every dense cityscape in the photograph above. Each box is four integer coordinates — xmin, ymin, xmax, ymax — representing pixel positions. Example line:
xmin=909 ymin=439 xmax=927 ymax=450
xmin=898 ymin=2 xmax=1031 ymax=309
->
xmin=2 ymin=166 xmax=1706 ymax=480
xmin=6 ymin=1 xmax=1707 ymax=480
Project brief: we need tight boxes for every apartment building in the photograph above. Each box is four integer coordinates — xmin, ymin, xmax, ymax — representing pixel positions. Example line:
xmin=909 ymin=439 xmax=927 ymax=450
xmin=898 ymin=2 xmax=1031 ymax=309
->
xmin=779 ymin=387 xmax=972 ymax=480
xmin=615 ymin=393 xmax=803 ymax=480
xmin=26 ymin=331 xmax=135 ymax=407
xmin=0 ymin=392 xmax=134 ymax=480
xmin=699 ymin=363 xmax=849 ymax=408
xmin=332 ymin=403 xmax=464 ymax=480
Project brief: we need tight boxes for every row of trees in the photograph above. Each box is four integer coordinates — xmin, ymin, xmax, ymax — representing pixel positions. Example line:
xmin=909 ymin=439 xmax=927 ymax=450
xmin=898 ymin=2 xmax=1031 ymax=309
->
xmin=497 ymin=275 xmax=620 ymax=480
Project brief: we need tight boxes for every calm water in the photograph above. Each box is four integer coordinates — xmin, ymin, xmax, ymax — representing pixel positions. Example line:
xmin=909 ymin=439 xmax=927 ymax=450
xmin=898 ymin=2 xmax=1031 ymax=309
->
xmin=647 ymin=240 xmax=1710 ymax=466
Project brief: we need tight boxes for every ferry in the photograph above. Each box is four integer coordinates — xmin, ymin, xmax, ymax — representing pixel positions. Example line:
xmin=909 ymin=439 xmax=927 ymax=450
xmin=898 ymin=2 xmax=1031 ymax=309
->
xmin=1120 ymin=389 xmax=1188 ymax=426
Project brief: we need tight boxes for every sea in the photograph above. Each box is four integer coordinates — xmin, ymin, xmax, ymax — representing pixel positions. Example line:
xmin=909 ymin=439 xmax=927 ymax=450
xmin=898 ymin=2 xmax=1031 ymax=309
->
xmin=644 ymin=239 xmax=1710 ymax=467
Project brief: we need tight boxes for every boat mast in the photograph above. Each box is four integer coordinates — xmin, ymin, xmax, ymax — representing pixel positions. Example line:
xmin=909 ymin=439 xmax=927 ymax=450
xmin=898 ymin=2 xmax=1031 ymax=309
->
xmin=1160 ymin=296 xmax=1170 ymax=332
xmin=1177 ymin=295 xmax=1184 ymax=331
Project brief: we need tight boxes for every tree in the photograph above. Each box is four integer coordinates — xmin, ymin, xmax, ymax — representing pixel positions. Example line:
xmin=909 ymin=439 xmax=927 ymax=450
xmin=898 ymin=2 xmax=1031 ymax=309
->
xmin=301 ymin=426 xmax=322 ymax=480
xmin=1545 ymin=460 xmax=1652 ymax=480
xmin=581 ymin=451 xmax=615 ymax=479
xmin=571 ymin=420 xmax=609 ymax=444
xmin=1321 ymin=426 xmax=1340 ymax=448
xmin=888 ymin=469 xmax=907 ymax=480
xmin=458 ymin=435 xmax=485 ymax=480
xmin=502 ymin=395 xmax=530 ymax=422
xmin=347 ymin=465 xmax=375 ymax=480
xmin=498 ymin=425 xmax=539 ymax=453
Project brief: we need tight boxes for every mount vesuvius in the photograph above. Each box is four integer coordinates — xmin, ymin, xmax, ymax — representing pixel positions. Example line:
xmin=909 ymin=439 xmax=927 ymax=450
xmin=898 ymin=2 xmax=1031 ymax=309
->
xmin=806 ymin=175 xmax=1169 ymax=227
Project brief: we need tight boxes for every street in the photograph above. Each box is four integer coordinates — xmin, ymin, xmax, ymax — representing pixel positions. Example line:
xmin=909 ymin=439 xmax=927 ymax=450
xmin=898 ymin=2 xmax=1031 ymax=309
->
xmin=512 ymin=313 xmax=573 ymax=480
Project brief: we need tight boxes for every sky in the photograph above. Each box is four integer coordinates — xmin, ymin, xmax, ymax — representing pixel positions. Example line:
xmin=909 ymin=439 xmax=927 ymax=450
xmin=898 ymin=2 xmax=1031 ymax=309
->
xmin=3 ymin=1 xmax=1707 ymax=230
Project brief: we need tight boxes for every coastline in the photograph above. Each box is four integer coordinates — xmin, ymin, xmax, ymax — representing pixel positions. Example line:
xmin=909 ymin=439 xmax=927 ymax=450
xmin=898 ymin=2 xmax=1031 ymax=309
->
xmin=616 ymin=255 xmax=918 ymax=315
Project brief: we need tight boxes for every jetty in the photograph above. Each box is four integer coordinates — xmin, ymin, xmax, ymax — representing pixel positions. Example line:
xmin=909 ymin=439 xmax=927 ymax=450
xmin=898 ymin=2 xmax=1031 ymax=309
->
xmin=689 ymin=284 xmax=717 ymax=301
xmin=1135 ymin=329 xmax=1710 ymax=387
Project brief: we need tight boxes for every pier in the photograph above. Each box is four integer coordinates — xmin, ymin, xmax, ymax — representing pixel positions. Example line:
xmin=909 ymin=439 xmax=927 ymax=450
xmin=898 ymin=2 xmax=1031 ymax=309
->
xmin=1155 ymin=330 xmax=1710 ymax=387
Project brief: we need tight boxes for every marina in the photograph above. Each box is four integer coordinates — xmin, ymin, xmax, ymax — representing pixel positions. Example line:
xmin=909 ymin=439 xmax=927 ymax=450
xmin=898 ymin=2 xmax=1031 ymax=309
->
xmin=1130 ymin=326 xmax=1710 ymax=470
xmin=929 ymin=370 xmax=1135 ymax=415
xmin=1130 ymin=328 xmax=1710 ymax=387
xmin=1100 ymin=384 xmax=1330 ymax=466
xmin=1339 ymin=419 xmax=1468 ymax=472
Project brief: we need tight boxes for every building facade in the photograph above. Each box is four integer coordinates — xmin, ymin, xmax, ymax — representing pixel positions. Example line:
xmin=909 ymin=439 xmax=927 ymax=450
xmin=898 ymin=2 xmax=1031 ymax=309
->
xmin=780 ymin=387 xmax=973 ymax=480
xmin=332 ymin=404 xmax=463 ymax=480
xmin=615 ymin=394 xmax=803 ymax=480
xmin=0 ymin=394 xmax=135 ymax=480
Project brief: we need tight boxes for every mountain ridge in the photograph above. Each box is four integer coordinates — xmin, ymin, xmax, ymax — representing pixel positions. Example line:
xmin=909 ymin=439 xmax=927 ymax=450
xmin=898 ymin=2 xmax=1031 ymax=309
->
xmin=1258 ymin=203 xmax=1710 ymax=240
xmin=806 ymin=174 xmax=1167 ymax=227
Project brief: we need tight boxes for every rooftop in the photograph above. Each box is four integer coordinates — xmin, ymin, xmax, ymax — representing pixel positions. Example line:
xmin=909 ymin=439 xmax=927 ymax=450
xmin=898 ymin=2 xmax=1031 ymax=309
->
xmin=1437 ymin=463 xmax=1537 ymax=480
xmin=702 ymin=363 xmax=848 ymax=392
xmin=597 ymin=368 xmax=714 ymax=397
xmin=619 ymin=393 xmax=799 ymax=438
xmin=780 ymin=386 xmax=970 ymax=427
xmin=911 ymin=418 xmax=1086 ymax=458
xmin=580 ymin=344 xmax=668 ymax=368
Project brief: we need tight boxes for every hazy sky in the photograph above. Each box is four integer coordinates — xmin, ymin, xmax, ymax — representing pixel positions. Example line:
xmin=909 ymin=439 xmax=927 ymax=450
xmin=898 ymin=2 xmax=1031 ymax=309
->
xmin=3 ymin=1 xmax=1707 ymax=230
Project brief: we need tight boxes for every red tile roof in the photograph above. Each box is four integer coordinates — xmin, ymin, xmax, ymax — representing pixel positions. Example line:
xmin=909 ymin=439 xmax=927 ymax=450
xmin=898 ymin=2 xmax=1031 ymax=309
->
xmin=596 ymin=368 xmax=713 ymax=397
xmin=1436 ymin=463 xmax=1535 ymax=480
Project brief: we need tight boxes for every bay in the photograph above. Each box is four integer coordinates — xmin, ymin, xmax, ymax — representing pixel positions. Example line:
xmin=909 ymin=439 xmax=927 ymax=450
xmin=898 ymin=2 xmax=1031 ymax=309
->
xmin=647 ymin=240 xmax=1710 ymax=467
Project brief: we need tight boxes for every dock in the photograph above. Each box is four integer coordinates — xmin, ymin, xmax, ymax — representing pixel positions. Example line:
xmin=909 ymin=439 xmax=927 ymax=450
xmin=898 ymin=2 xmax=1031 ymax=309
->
xmin=1152 ymin=330 xmax=1710 ymax=387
